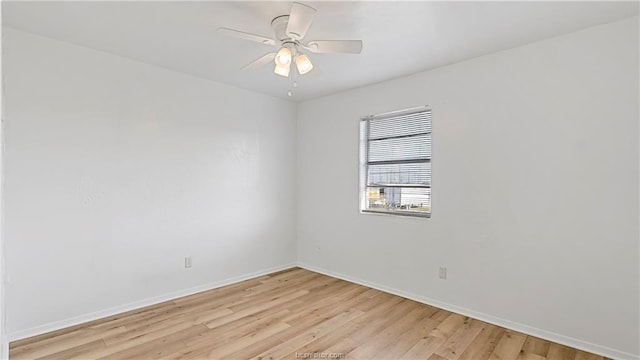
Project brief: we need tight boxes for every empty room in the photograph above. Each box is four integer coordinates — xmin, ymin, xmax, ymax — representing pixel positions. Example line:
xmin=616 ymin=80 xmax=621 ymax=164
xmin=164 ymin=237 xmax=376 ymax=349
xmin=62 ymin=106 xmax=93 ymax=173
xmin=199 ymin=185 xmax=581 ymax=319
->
xmin=0 ymin=1 xmax=638 ymax=359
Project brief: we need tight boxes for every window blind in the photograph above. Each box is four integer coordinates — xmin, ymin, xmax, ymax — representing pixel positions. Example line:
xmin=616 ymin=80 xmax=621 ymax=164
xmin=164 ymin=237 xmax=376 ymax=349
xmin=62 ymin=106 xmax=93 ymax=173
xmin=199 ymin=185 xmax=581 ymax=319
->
xmin=360 ymin=108 xmax=431 ymax=217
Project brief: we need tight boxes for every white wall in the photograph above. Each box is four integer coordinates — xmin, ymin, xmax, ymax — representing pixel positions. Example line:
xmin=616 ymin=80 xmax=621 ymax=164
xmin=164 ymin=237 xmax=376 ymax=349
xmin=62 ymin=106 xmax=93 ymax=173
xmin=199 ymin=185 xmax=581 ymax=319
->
xmin=0 ymin=8 xmax=7 ymax=359
xmin=297 ymin=17 xmax=639 ymax=360
xmin=2 ymin=28 xmax=297 ymax=339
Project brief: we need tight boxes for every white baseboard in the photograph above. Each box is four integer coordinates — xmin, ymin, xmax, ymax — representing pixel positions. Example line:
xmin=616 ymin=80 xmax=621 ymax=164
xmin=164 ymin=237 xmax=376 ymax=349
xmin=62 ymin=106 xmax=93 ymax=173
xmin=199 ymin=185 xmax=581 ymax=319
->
xmin=8 ymin=262 xmax=297 ymax=342
xmin=297 ymin=262 xmax=639 ymax=360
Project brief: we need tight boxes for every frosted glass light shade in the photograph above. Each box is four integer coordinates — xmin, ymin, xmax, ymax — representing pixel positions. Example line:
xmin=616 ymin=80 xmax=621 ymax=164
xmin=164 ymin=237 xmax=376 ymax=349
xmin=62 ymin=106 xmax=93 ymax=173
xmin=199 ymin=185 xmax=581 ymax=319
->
xmin=274 ymin=63 xmax=290 ymax=77
xmin=275 ymin=47 xmax=292 ymax=66
xmin=295 ymin=53 xmax=314 ymax=75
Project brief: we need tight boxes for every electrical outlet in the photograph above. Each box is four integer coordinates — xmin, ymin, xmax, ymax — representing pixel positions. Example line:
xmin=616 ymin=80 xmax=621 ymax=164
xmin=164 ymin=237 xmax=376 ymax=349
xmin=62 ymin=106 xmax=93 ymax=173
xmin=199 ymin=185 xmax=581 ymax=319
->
xmin=185 ymin=256 xmax=192 ymax=269
xmin=438 ymin=267 xmax=447 ymax=280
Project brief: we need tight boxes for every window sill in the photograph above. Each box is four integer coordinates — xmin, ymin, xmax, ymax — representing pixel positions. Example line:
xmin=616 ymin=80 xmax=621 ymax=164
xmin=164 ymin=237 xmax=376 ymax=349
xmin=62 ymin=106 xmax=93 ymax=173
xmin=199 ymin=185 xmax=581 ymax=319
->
xmin=360 ymin=209 xmax=431 ymax=219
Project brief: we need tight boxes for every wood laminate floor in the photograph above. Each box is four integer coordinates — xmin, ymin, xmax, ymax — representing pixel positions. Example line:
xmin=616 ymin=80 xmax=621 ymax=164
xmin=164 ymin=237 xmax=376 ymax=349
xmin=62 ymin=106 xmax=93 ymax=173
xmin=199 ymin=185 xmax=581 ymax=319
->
xmin=10 ymin=268 xmax=608 ymax=360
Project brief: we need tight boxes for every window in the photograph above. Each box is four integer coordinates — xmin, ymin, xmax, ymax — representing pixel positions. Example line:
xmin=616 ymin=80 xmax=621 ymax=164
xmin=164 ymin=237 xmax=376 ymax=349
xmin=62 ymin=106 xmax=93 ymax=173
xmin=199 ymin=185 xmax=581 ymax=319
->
xmin=359 ymin=107 xmax=432 ymax=218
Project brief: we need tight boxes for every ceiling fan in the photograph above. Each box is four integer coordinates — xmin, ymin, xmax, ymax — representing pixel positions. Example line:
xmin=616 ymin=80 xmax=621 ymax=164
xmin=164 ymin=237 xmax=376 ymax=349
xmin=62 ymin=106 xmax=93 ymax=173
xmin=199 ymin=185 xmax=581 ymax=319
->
xmin=218 ymin=2 xmax=363 ymax=95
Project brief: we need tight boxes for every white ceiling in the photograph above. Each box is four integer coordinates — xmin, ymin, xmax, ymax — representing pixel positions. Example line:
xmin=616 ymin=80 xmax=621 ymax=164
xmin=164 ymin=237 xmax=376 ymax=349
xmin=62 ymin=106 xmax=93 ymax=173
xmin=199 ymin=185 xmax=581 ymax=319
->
xmin=3 ymin=1 xmax=638 ymax=102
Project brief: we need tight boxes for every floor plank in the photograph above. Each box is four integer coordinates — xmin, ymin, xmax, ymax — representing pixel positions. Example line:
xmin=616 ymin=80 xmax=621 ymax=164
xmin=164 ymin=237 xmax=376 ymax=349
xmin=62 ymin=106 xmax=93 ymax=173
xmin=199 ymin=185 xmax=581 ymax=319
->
xmin=489 ymin=330 xmax=528 ymax=360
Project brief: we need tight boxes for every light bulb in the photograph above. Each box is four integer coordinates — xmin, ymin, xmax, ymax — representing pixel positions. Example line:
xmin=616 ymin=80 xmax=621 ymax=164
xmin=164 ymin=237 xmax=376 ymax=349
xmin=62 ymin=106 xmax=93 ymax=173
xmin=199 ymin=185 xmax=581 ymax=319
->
xmin=275 ymin=47 xmax=292 ymax=66
xmin=295 ymin=53 xmax=314 ymax=75
xmin=274 ymin=63 xmax=290 ymax=77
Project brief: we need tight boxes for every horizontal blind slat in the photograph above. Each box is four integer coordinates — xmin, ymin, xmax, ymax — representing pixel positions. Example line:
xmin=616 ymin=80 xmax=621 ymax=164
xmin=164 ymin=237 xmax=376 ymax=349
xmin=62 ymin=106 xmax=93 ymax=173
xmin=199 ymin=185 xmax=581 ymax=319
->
xmin=368 ymin=111 xmax=431 ymax=139
xmin=368 ymin=134 xmax=431 ymax=162
xmin=367 ymin=162 xmax=431 ymax=186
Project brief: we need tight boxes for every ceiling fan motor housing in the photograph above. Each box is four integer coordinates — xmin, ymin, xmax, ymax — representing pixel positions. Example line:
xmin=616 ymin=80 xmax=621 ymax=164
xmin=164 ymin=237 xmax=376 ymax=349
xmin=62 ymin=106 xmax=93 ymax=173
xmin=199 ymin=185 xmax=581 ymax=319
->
xmin=271 ymin=15 xmax=292 ymax=42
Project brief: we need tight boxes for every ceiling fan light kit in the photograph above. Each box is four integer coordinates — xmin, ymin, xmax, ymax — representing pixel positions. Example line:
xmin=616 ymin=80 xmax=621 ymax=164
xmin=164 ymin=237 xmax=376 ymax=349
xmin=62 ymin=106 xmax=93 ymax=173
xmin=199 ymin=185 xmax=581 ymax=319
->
xmin=273 ymin=45 xmax=313 ymax=77
xmin=218 ymin=2 xmax=363 ymax=96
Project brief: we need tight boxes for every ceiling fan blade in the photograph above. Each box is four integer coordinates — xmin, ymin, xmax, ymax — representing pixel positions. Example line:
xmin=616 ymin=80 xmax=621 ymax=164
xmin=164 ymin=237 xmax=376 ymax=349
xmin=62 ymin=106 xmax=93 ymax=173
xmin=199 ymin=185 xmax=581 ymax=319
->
xmin=217 ymin=27 xmax=277 ymax=46
xmin=305 ymin=40 xmax=363 ymax=54
xmin=242 ymin=53 xmax=276 ymax=70
xmin=286 ymin=2 xmax=316 ymax=40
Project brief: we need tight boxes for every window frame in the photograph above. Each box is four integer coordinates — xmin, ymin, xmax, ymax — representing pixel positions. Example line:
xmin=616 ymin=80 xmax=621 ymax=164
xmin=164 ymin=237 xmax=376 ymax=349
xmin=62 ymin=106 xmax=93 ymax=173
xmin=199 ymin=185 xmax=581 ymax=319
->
xmin=359 ymin=106 xmax=432 ymax=219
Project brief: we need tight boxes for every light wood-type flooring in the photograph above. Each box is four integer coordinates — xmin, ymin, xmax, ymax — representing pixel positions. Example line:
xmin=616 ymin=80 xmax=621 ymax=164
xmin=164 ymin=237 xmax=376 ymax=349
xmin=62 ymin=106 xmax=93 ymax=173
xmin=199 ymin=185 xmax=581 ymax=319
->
xmin=10 ymin=268 xmax=609 ymax=360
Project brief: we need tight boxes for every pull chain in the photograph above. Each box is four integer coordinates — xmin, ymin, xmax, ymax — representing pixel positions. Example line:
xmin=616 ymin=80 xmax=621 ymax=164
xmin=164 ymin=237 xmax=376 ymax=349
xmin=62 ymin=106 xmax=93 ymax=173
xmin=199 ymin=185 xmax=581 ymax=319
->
xmin=287 ymin=47 xmax=298 ymax=97
xmin=288 ymin=63 xmax=295 ymax=97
